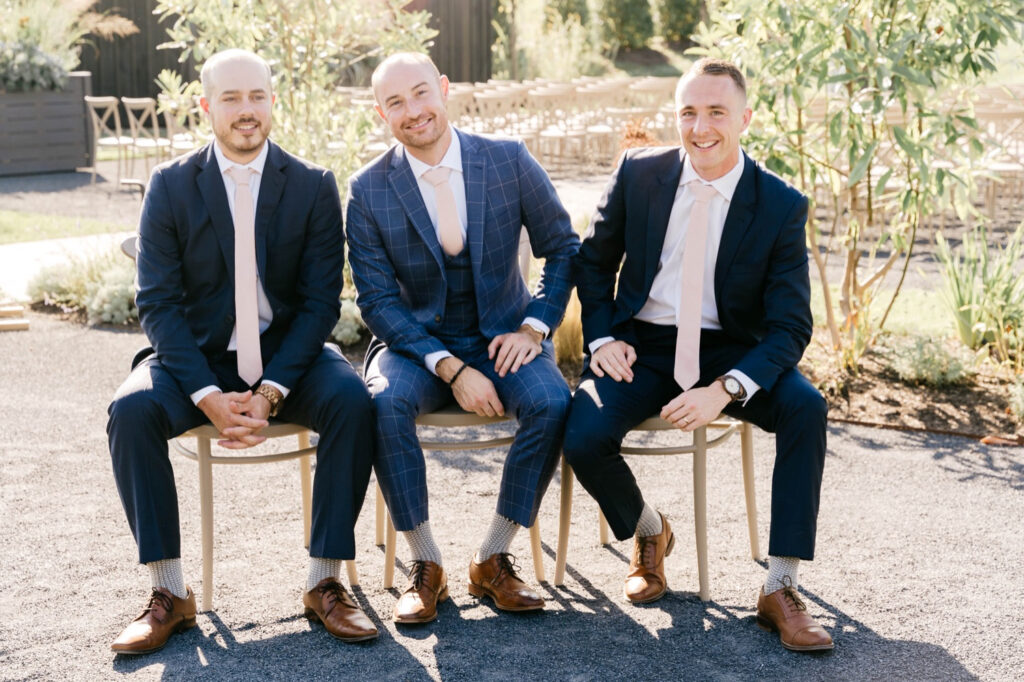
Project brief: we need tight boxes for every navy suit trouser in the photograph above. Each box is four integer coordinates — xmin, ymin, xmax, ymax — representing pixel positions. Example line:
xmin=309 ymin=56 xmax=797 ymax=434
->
xmin=107 ymin=345 xmax=375 ymax=564
xmin=563 ymin=324 xmax=827 ymax=560
xmin=366 ymin=339 xmax=570 ymax=531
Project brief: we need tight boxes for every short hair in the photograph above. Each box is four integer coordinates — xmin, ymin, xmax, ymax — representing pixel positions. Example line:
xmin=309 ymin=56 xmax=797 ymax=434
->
xmin=676 ymin=58 xmax=747 ymax=102
xmin=371 ymin=51 xmax=441 ymax=101
xmin=200 ymin=49 xmax=273 ymax=99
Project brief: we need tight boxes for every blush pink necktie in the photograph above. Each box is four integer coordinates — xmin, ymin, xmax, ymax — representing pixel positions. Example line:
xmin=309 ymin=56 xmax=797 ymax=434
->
xmin=421 ymin=166 xmax=464 ymax=256
xmin=226 ymin=165 xmax=262 ymax=386
xmin=674 ymin=181 xmax=719 ymax=390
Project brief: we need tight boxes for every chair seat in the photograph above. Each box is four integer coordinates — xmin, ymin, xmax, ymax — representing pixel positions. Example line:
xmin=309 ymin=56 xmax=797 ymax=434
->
xmin=414 ymin=403 xmax=511 ymax=427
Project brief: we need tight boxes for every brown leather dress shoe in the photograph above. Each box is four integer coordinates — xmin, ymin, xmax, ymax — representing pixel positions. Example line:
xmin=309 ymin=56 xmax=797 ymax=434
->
xmin=756 ymin=582 xmax=834 ymax=652
xmin=467 ymin=553 xmax=544 ymax=611
xmin=303 ymin=578 xmax=378 ymax=642
xmin=111 ymin=587 xmax=197 ymax=655
xmin=624 ymin=513 xmax=674 ymax=603
xmin=393 ymin=560 xmax=448 ymax=624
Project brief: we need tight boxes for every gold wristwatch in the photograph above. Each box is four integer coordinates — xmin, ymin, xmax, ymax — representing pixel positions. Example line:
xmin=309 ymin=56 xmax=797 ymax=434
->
xmin=255 ymin=383 xmax=284 ymax=417
xmin=716 ymin=374 xmax=747 ymax=402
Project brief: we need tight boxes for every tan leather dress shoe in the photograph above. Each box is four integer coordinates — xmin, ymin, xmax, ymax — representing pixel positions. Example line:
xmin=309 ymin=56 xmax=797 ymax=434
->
xmin=111 ymin=586 xmax=197 ymax=655
xmin=468 ymin=553 xmax=544 ymax=611
xmin=303 ymin=578 xmax=378 ymax=642
xmin=624 ymin=513 xmax=674 ymax=603
xmin=394 ymin=560 xmax=448 ymax=624
xmin=756 ymin=583 xmax=834 ymax=652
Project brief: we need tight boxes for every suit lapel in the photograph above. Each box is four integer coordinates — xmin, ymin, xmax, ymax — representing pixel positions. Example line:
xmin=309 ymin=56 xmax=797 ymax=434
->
xmin=255 ymin=141 xmax=287 ymax=279
xmin=459 ymin=131 xmax=486 ymax=274
xmin=387 ymin=145 xmax=444 ymax=272
xmin=195 ymin=143 xmax=234 ymax=276
xmin=644 ymin=149 xmax=685 ymax=292
xmin=714 ymin=153 xmax=756 ymax=299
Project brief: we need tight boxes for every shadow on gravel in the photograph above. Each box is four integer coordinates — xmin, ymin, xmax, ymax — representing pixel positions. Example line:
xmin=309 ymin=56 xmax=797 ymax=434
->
xmin=832 ymin=423 xmax=1024 ymax=491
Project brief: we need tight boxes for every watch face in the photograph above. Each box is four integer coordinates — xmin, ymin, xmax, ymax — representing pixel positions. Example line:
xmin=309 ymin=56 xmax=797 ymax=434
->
xmin=725 ymin=377 xmax=740 ymax=394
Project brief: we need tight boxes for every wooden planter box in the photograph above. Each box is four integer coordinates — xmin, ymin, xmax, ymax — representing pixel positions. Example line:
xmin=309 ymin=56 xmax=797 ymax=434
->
xmin=0 ymin=71 xmax=92 ymax=176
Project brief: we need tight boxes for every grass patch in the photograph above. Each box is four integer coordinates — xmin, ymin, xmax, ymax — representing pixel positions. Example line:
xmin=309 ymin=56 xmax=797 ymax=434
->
xmin=613 ymin=38 xmax=691 ymax=77
xmin=810 ymin=281 xmax=954 ymax=338
xmin=0 ymin=210 xmax=129 ymax=246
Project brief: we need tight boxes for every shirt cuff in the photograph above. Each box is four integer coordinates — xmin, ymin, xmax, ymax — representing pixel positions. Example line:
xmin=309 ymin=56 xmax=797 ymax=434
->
xmin=261 ymin=380 xmax=290 ymax=399
xmin=588 ymin=336 xmax=615 ymax=355
xmin=522 ymin=317 xmax=549 ymax=339
xmin=729 ymin=369 xmax=760 ymax=406
xmin=425 ymin=350 xmax=453 ymax=376
xmin=190 ymin=385 xmax=221 ymax=406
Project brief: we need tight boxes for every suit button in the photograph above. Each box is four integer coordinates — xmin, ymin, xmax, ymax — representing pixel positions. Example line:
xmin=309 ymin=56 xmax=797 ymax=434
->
xmin=226 ymin=314 xmax=235 ymax=324
xmin=434 ymin=315 xmax=442 ymax=323
xmin=656 ymin=263 xmax=663 ymax=272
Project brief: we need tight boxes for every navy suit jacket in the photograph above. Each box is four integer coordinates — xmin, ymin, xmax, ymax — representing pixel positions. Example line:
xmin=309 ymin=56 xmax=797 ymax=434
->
xmin=574 ymin=147 xmax=812 ymax=393
xmin=345 ymin=129 xmax=580 ymax=362
xmin=135 ymin=140 xmax=344 ymax=394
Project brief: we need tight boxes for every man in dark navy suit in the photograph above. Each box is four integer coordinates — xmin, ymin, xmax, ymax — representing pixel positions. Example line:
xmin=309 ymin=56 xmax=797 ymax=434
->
xmin=563 ymin=58 xmax=833 ymax=652
xmin=107 ymin=49 xmax=377 ymax=653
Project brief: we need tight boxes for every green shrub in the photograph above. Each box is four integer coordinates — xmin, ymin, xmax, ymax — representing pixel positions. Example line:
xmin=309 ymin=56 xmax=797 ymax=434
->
xmin=885 ymin=336 xmax=974 ymax=387
xmin=492 ymin=0 xmax=610 ymax=80
xmin=85 ymin=264 xmax=137 ymax=325
xmin=936 ymin=222 xmax=1024 ymax=371
xmin=551 ymin=0 xmax=589 ymax=23
xmin=27 ymin=249 xmax=137 ymax=325
xmin=331 ymin=298 xmax=366 ymax=347
xmin=595 ymin=0 xmax=654 ymax=51
xmin=0 ymin=40 xmax=67 ymax=92
xmin=653 ymin=0 xmax=702 ymax=45
xmin=1010 ymin=377 xmax=1024 ymax=426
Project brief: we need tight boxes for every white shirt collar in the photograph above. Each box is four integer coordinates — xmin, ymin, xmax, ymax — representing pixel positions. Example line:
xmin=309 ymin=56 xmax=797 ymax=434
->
xmin=213 ymin=139 xmax=269 ymax=178
xmin=405 ymin=126 xmax=463 ymax=179
xmin=680 ymin=152 xmax=745 ymax=201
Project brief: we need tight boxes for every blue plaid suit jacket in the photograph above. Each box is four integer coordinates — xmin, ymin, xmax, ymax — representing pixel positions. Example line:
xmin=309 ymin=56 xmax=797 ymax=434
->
xmin=346 ymin=129 xmax=580 ymax=361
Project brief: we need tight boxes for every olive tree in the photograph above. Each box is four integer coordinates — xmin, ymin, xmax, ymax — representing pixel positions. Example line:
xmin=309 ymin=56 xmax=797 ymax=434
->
xmin=690 ymin=0 xmax=1024 ymax=370
xmin=155 ymin=0 xmax=436 ymax=194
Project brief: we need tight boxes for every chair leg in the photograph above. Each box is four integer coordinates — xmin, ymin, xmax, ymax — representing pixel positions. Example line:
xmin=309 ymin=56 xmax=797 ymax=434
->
xmin=529 ymin=522 xmax=545 ymax=583
xmin=554 ymin=456 xmax=573 ymax=586
xmin=345 ymin=560 xmax=359 ymax=587
xmin=384 ymin=512 xmax=397 ymax=589
xmin=375 ymin=483 xmax=385 ymax=547
xmin=692 ymin=426 xmax=709 ymax=602
xmin=740 ymin=422 xmax=761 ymax=561
xmin=298 ymin=432 xmax=312 ymax=549
xmin=598 ymin=509 xmax=610 ymax=545
xmin=197 ymin=435 xmax=215 ymax=612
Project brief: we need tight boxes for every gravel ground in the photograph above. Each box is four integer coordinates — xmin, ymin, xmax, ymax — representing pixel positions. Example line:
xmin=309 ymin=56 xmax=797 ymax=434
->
xmin=1 ymin=311 xmax=1022 ymax=681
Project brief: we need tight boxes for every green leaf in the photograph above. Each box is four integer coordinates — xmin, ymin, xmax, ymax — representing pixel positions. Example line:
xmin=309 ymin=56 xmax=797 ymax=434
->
xmin=848 ymin=141 xmax=879 ymax=186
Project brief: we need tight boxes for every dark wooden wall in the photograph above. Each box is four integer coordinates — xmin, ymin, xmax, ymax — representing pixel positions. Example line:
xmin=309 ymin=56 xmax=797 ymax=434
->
xmin=76 ymin=0 xmax=197 ymax=99
xmin=406 ymin=0 xmax=493 ymax=83
xmin=76 ymin=0 xmax=491 ymax=99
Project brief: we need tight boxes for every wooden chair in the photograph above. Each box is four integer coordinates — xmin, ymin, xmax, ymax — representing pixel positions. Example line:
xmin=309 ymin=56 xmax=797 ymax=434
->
xmin=121 ymin=97 xmax=171 ymax=177
xmin=554 ymin=416 xmax=759 ymax=601
xmin=83 ymin=96 xmax=133 ymax=186
xmin=372 ymin=230 xmax=548 ymax=589
xmin=121 ymin=236 xmax=357 ymax=612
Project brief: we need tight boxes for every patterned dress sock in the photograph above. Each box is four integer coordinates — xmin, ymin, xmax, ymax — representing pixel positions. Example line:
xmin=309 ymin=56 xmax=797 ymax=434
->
xmin=765 ymin=555 xmax=801 ymax=594
xmin=306 ymin=557 xmax=342 ymax=590
xmin=147 ymin=558 xmax=188 ymax=599
xmin=634 ymin=502 xmax=664 ymax=537
xmin=403 ymin=519 xmax=444 ymax=565
xmin=477 ymin=513 xmax=521 ymax=561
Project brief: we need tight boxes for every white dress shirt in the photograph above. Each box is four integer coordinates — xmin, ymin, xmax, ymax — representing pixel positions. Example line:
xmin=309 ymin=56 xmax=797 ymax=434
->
xmin=405 ymin=127 xmax=548 ymax=375
xmin=591 ymin=153 xmax=760 ymax=401
xmin=190 ymin=141 xmax=287 ymax=405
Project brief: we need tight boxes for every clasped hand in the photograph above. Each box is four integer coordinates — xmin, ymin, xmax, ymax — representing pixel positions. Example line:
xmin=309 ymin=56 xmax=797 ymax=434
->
xmin=197 ymin=390 xmax=269 ymax=449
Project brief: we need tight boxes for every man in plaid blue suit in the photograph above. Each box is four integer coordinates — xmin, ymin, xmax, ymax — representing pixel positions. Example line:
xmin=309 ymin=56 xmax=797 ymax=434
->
xmin=346 ymin=53 xmax=580 ymax=624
